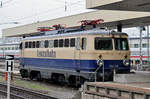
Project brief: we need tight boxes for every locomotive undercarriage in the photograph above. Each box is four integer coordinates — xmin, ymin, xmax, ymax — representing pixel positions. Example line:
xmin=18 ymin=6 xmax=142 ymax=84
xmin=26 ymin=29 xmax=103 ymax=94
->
xmin=20 ymin=66 xmax=120 ymax=86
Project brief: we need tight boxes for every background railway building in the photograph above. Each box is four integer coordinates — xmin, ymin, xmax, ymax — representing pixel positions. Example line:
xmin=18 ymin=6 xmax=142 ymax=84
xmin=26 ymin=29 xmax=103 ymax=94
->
xmin=129 ymin=37 xmax=150 ymax=65
xmin=0 ymin=37 xmax=22 ymax=59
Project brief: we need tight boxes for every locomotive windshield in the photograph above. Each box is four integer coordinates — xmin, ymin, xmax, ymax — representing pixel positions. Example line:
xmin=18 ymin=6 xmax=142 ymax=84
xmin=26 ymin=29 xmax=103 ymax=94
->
xmin=95 ymin=37 xmax=112 ymax=50
xmin=114 ymin=38 xmax=129 ymax=50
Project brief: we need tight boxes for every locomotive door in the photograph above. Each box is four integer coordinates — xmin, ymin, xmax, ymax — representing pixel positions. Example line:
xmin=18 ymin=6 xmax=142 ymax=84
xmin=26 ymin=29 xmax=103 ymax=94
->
xmin=19 ymin=42 xmax=24 ymax=66
xmin=74 ymin=37 xmax=81 ymax=72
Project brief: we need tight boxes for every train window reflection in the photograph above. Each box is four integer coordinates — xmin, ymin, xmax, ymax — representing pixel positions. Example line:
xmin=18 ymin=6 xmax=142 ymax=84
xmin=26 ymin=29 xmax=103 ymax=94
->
xmin=49 ymin=40 xmax=53 ymax=48
xmin=95 ymin=37 xmax=112 ymax=50
xmin=40 ymin=41 xmax=45 ymax=48
xmin=115 ymin=38 xmax=129 ymax=50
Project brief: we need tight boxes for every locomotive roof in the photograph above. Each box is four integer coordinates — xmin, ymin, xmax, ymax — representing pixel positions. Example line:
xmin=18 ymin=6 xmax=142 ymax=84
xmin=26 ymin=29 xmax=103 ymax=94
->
xmin=23 ymin=28 xmax=128 ymax=41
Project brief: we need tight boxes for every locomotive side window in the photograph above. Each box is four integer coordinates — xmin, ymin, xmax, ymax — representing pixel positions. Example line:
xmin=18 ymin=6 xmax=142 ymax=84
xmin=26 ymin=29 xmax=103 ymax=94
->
xmin=54 ymin=40 xmax=58 ymax=47
xmin=40 ymin=41 xmax=44 ymax=48
xmin=115 ymin=38 xmax=129 ymax=50
xmin=25 ymin=42 xmax=28 ymax=48
xmin=45 ymin=40 xmax=49 ymax=48
xmin=81 ymin=38 xmax=86 ymax=50
xmin=49 ymin=40 xmax=54 ymax=48
xmin=59 ymin=39 xmax=63 ymax=47
xmin=29 ymin=42 xmax=32 ymax=48
xmin=64 ymin=39 xmax=69 ymax=47
xmin=95 ymin=37 xmax=112 ymax=50
xmin=36 ymin=41 xmax=40 ymax=48
xmin=33 ymin=41 xmax=36 ymax=48
xmin=70 ymin=38 xmax=75 ymax=47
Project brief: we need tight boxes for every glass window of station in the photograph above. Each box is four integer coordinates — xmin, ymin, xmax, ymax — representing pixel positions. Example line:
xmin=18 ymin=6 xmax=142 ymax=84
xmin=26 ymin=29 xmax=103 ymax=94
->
xmin=134 ymin=44 xmax=139 ymax=48
xmin=142 ymin=43 xmax=147 ymax=48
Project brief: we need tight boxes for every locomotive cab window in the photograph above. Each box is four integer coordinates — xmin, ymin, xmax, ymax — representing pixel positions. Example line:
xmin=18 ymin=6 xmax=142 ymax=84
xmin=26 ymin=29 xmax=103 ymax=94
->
xmin=115 ymin=38 xmax=129 ymax=50
xmin=95 ymin=37 xmax=112 ymax=50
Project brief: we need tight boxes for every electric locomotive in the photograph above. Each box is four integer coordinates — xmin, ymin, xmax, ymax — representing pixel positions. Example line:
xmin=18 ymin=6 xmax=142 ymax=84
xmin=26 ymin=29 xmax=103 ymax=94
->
xmin=19 ymin=19 xmax=130 ymax=85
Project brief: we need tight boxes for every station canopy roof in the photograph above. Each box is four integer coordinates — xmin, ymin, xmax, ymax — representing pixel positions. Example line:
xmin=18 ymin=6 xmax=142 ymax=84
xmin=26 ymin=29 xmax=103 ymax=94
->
xmin=86 ymin=0 xmax=150 ymax=12
xmin=3 ymin=10 xmax=150 ymax=37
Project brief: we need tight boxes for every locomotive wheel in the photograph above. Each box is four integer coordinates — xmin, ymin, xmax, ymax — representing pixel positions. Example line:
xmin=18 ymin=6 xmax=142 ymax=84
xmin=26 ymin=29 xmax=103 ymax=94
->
xmin=58 ymin=75 xmax=65 ymax=85
xmin=68 ymin=76 xmax=77 ymax=86
xmin=20 ymin=70 xmax=28 ymax=78
xmin=37 ymin=72 xmax=42 ymax=81
xmin=51 ymin=74 xmax=58 ymax=83
xmin=29 ymin=73 xmax=33 ymax=80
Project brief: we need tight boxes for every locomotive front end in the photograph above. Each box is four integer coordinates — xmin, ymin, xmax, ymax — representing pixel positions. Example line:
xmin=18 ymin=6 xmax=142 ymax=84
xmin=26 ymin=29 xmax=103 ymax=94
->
xmin=92 ymin=33 xmax=130 ymax=81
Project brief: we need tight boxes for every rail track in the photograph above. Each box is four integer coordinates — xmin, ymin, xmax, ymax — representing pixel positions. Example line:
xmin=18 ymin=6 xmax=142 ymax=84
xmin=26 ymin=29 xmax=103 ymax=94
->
xmin=0 ymin=71 xmax=59 ymax=99
xmin=0 ymin=82 xmax=58 ymax=99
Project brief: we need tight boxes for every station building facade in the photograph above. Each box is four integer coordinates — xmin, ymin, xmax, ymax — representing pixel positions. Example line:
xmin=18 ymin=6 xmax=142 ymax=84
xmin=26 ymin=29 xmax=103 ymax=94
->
xmin=129 ymin=37 xmax=150 ymax=65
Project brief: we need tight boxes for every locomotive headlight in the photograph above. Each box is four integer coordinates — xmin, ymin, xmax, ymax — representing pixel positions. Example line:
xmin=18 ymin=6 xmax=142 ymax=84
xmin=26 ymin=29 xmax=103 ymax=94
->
xmin=97 ymin=59 xmax=104 ymax=67
xmin=123 ymin=59 xmax=130 ymax=66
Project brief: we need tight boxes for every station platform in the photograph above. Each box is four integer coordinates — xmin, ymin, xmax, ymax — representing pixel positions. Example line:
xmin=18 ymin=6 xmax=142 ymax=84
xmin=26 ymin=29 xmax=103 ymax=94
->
xmin=80 ymin=71 xmax=150 ymax=99
xmin=114 ymin=71 xmax=150 ymax=83
xmin=81 ymin=82 xmax=150 ymax=99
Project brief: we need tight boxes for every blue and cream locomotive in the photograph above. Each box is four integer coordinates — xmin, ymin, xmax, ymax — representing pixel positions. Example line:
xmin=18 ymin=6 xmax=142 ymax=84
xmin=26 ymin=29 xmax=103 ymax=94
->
xmin=19 ymin=20 xmax=130 ymax=85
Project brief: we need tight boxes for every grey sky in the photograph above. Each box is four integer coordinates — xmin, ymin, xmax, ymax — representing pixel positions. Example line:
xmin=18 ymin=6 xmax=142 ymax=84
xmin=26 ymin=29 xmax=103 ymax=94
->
xmin=0 ymin=0 xmax=94 ymax=37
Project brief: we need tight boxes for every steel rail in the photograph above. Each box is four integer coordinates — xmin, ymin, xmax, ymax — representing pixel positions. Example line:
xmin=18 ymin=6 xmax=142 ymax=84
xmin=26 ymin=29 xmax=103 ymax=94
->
xmin=0 ymin=82 xmax=58 ymax=99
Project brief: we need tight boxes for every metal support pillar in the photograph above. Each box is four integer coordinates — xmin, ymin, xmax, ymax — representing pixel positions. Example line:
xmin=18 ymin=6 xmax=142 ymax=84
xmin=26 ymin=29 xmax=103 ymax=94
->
xmin=117 ymin=24 xmax=122 ymax=32
xmin=147 ymin=26 xmax=149 ymax=66
xmin=139 ymin=27 xmax=143 ymax=69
